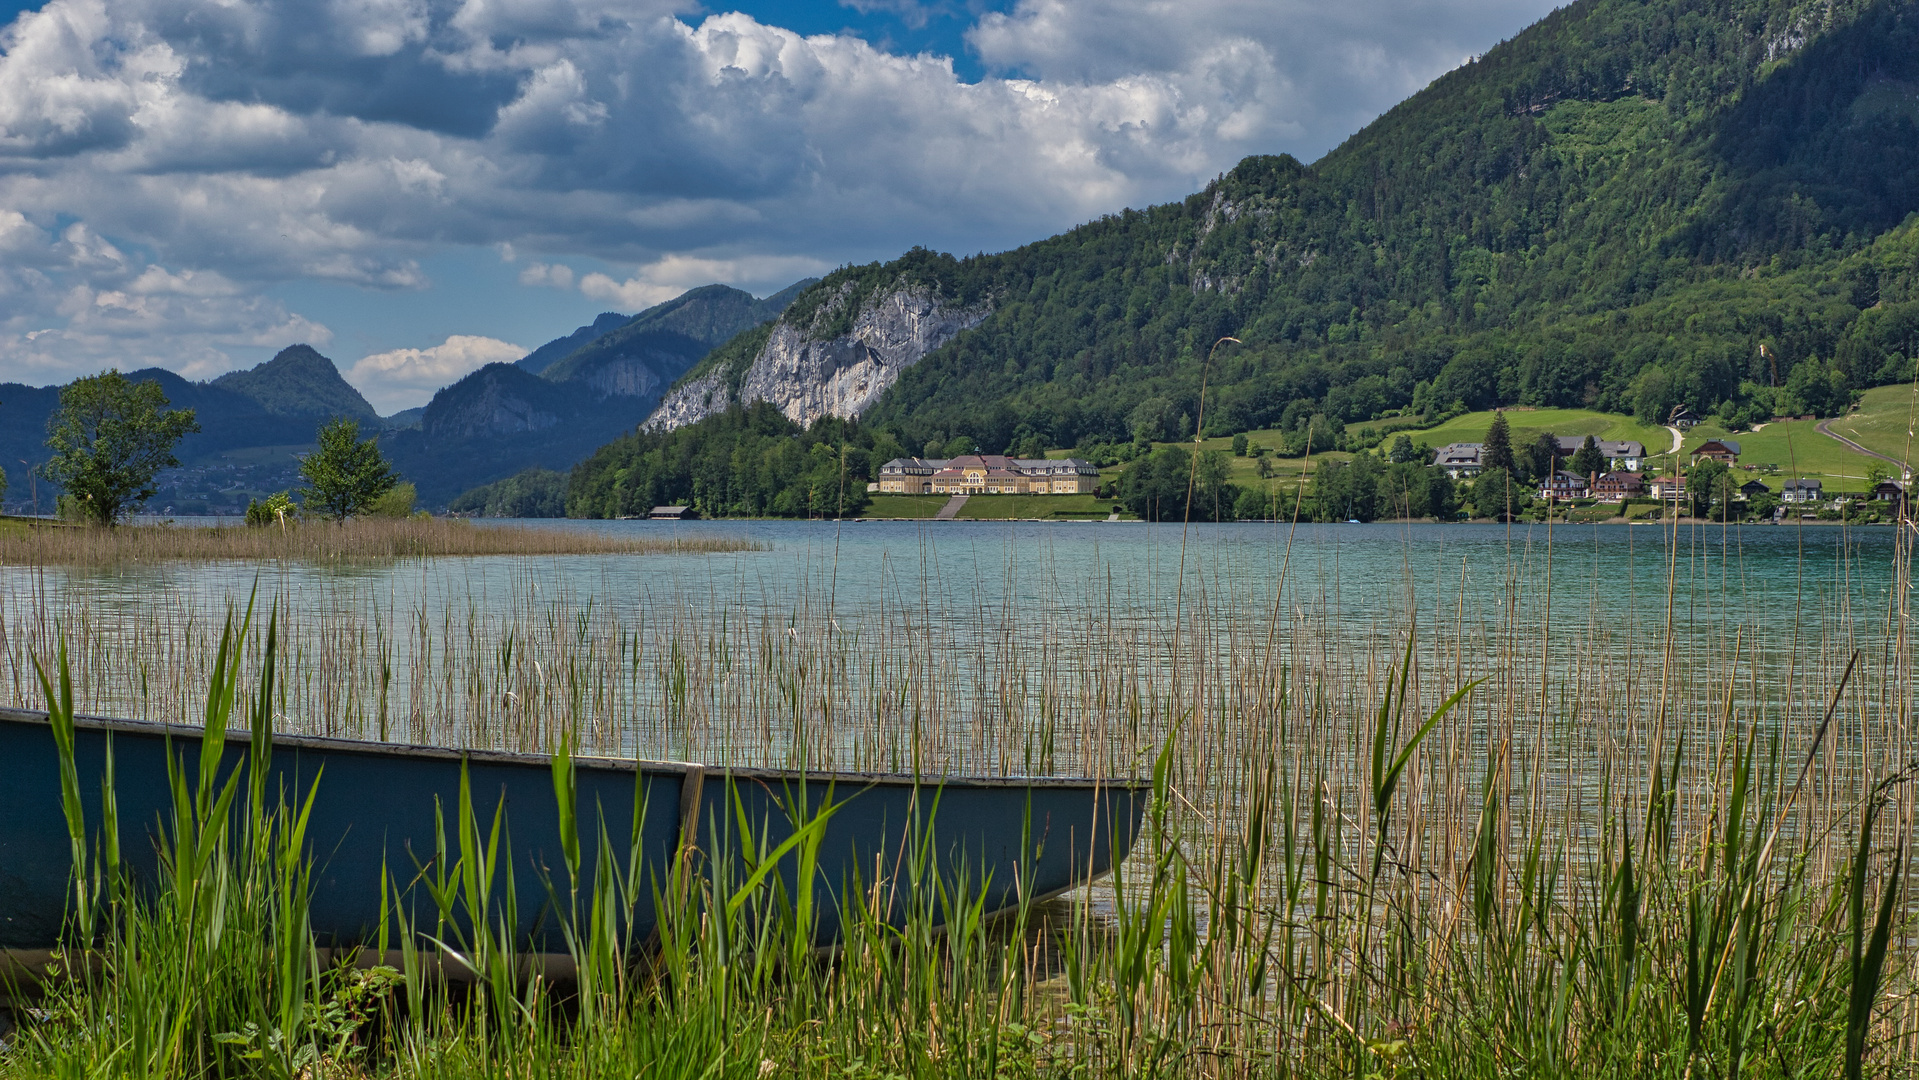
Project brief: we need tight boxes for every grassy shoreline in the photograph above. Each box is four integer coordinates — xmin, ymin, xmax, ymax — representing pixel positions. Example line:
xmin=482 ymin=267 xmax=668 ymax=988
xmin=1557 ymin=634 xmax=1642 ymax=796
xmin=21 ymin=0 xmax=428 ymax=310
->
xmin=0 ymin=516 xmax=761 ymax=566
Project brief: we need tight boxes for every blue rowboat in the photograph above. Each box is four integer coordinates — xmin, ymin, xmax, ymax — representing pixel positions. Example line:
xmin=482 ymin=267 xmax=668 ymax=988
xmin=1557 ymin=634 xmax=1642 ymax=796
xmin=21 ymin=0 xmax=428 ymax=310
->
xmin=0 ymin=706 xmax=1145 ymax=959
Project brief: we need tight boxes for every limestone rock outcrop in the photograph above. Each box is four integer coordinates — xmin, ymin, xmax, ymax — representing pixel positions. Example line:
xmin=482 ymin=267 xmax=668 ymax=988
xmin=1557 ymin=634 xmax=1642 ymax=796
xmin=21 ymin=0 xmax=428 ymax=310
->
xmin=645 ymin=282 xmax=987 ymax=431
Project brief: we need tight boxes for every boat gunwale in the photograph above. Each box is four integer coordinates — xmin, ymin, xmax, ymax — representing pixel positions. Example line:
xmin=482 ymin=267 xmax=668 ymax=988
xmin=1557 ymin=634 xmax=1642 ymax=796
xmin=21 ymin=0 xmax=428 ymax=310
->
xmin=0 ymin=706 xmax=1148 ymax=791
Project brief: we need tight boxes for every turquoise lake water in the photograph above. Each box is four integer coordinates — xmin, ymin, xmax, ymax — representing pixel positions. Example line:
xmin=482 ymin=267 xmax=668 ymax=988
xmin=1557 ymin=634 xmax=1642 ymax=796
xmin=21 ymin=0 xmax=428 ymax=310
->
xmin=31 ymin=517 xmax=1899 ymax=630
xmin=1 ymin=519 xmax=1906 ymax=769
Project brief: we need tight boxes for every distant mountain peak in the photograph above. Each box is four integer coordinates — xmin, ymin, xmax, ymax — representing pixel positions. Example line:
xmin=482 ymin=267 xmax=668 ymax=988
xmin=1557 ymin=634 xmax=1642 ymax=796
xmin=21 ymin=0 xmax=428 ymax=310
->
xmin=538 ymin=280 xmax=813 ymax=392
xmin=212 ymin=345 xmax=377 ymax=421
xmin=516 ymin=312 xmax=632 ymax=375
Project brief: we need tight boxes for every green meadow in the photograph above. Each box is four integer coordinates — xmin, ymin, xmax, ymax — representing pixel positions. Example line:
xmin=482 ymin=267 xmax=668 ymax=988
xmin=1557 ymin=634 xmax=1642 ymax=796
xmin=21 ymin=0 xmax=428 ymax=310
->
xmin=1389 ymin=408 xmax=1674 ymax=459
xmin=860 ymin=494 xmax=951 ymax=518
xmin=954 ymin=494 xmax=1117 ymax=520
xmin=1819 ymin=384 xmax=1919 ymax=467
xmin=862 ymin=494 xmax=1124 ymax=521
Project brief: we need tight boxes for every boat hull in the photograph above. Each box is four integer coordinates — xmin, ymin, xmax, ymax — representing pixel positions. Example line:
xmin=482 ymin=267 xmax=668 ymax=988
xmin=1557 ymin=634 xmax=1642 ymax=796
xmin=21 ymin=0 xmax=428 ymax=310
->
xmin=0 ymin=708 xmax=1145 ymax=952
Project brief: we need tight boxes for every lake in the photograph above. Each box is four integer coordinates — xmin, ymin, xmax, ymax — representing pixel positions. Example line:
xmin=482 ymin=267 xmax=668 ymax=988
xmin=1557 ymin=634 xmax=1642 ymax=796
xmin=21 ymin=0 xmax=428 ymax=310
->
xmin=1 ymin=519 xmax=1906 ymax=778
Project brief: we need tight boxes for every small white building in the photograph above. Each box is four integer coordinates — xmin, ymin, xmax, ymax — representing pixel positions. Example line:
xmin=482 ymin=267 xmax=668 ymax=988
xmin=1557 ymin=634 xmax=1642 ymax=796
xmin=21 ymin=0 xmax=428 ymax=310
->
xmin=1781 ymin=478 xmax=1824 ymax=504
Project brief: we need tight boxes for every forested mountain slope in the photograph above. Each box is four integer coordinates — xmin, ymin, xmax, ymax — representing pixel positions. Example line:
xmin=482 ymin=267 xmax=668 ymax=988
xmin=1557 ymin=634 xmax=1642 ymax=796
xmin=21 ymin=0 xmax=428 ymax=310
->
xmin=0 ymin=354 xmax=376 ymax=515
xmin=210 ymin=345 xmax=378 ymax=421
xmin=516 ymin=313 xmax=630 ymax=375
xmin=545 ymin=282 xmax=811 ymax=399
xmin=393 ymin=281 xmax=811 ymax=503
xmin=645 ymin=0 xmax=1919 ymax=463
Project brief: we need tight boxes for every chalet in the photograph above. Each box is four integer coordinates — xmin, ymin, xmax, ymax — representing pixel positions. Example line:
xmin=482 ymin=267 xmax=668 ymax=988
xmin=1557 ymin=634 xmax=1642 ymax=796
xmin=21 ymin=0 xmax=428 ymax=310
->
xmin=1432 ymin=443 xmax=1484 ymax=479
xmin=1872 ymin=480 xmax=1905 ymax=506
xmin=884 ymin=455 xmax=1101 ymax=496
xmin=1671 ymin=407 xmax=1700 ymax=430
xmin=1554 ymin=437 xmax=1647 ymax=471
xmin=1592 ymin=471 xmax=1645 ymax=502
xmin=1740 ymin=479 xmax=1771 ymax=500
xmin=1649 ymin=475 xmax=1686 ymax=500
xmin=1781 ymin=478 xmax=1824 ymax=504
xmin=1540 ymin=471 xmax=1589 ymax=500
xmin=1690 ymin=439 xmax=1741 ymax=464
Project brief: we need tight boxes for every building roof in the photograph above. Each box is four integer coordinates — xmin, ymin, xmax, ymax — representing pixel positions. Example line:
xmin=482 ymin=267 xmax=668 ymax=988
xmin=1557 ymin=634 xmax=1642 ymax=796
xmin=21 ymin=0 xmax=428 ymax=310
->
xmin=1783 ymin=477 xmax=1823 ymax=490
xmin=879 ymin=457 xmax=948 ymax=473
xmin=926 ymin=455 xmax=1099 ymax=481
xmin=1554 ymin=437 xmax=1646 ymax=457
xmin=1013 ymin=458 xmax=1100 ymax=475
xmin=1595 ymin=471 xmax=1645 ymax=486
xmin=1432 ymin=442 xmax=1483 ymax=466
xmin=1693 ymin=439 xmax=1741 ymax=455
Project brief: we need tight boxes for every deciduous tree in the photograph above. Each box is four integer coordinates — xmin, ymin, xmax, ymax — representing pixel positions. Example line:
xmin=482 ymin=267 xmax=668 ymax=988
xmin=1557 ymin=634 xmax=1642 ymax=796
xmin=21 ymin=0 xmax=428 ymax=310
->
xmin=1471 ymin=466 xmax=1521 ymax=520
xmin=1519 ymin=431 xmax=1560 ymax=484
xmin=1687 ymin=458 xmax=1729 ymax=518
xmin=42 ymin=370 xmax=200 ymax=525
xmin=301 ymin=419 xmax=400 ymax=521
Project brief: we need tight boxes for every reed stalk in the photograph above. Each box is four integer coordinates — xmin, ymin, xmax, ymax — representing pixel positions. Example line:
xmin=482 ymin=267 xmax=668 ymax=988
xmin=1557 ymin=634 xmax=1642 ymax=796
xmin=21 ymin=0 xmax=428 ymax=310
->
xmin=0 ymin=521 xmax=1913 ymax=1078
xmin=0 ymin=517 xmax=760 ymax=566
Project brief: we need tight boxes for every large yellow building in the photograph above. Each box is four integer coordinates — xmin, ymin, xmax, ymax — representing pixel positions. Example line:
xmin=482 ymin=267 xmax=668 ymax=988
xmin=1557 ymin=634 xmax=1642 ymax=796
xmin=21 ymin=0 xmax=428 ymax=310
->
xmin=876 ymin=454 xmax=1100 ymax=495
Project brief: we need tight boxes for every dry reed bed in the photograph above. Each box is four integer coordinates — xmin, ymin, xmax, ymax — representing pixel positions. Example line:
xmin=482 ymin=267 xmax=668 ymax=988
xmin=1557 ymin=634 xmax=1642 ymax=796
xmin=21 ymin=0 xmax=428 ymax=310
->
xmin=1 ymin=521 xmax=1914 ymax=1074
xmin=0 ymin=517 xmax=761 ymax=565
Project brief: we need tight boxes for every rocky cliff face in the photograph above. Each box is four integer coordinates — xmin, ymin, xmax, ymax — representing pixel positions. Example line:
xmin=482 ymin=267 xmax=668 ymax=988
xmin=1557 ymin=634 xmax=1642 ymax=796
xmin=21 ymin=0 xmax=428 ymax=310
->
xmin=645 ymin=283 xmax=988 ymax=431
xmin=420 ymin=364 xmax=567 ymax=437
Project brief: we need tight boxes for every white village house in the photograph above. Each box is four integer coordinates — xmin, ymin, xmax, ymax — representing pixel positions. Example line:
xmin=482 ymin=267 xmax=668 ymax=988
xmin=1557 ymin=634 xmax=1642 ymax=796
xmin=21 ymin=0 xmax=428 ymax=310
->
xmin=1553 ymin=437 xmax=1647 ymax=471
xmin=1433 ymin=436 xmax=1646 ymax=480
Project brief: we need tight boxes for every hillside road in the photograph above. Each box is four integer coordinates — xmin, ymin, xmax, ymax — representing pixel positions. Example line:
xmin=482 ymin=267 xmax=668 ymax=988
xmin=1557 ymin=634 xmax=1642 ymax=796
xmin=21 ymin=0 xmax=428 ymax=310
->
xmin=1816 ymin=418 xmax=1909 ymax=471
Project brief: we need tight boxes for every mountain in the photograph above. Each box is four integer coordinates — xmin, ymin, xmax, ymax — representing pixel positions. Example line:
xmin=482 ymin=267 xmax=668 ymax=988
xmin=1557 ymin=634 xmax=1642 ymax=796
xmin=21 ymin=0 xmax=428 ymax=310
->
xmin=0 ymin=363 xmax=347 ymax=515
xmin=0 ymin=281 xmax=813 ymax=514
xmin=635 ymin=0 xmax=1919 ymax=463
xmin=516 ymin=312 xmax=631 ymax=375
xmin=393 ymin=279 xmax=813 ymax=503
xmin=1 ymin=362 xmax=359 ymax=473
xmin=381 ymin=364 xmax=641 ymax=501
xmin=645 ymin=268 xmax=985 ymax=430
xmin=210 ymin=344 xmax=378 ymax=421
xmin=546 ymin=282 xmax=817 ymax=398
xmin=382 ymin=406 xmax=425 ymax=430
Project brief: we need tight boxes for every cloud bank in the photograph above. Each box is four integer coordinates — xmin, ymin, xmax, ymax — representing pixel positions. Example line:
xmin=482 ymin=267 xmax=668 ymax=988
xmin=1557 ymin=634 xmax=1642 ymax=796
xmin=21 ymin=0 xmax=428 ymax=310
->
xmin=0 ymin=0 xmax=1555 ymax=407
xmin=347 ymin=334 xmax=528 ymax=413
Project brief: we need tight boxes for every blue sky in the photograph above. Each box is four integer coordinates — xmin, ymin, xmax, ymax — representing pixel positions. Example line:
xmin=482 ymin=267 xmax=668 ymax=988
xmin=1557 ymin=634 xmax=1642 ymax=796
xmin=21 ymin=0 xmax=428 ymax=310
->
xmin=0 ymin=0 xmax=1559 ymax=412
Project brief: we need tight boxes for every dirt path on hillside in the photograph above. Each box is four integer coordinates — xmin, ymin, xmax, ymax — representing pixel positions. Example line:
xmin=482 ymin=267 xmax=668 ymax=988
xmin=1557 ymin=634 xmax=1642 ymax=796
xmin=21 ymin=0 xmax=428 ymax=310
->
xmin=1816 ymin=417 xmax=1908 ymax=470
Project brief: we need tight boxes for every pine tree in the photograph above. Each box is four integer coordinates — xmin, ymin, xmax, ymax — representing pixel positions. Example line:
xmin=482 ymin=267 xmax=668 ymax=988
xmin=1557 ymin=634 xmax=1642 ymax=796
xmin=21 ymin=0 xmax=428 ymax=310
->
xmin=1482 ymin=411 xmax=1514 ymax=474
xmin=1570 ymin=435 xmax=1607 ymax=479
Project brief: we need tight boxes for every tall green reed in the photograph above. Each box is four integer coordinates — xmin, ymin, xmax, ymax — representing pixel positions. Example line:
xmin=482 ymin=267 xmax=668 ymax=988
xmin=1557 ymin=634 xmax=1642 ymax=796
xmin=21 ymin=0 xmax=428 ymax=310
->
xmin=4 ymin=522 xmax=1916 ymax=1079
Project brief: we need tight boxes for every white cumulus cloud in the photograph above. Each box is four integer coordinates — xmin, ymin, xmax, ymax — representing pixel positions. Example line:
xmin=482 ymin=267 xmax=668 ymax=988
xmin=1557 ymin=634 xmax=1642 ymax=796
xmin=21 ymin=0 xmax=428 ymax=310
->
xmin=0 ymin=0 xmax=1559 ymax=390
xmin=579 ymin=253 xmax=830 ymax=309
xmin=346 ymin=334 xmax=528 ymax=413
xmin=519 ymin=261 xmax=575 ymax=288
